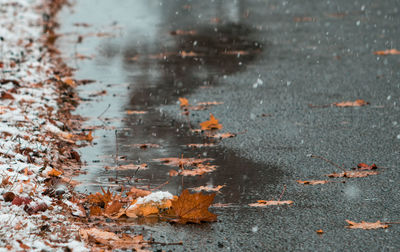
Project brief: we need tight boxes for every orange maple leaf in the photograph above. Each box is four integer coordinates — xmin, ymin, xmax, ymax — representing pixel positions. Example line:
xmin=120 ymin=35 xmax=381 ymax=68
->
xmin=373 ymin=49 xmax=400 ymax=55
xmin=179 ymin=97 xmax=189 ymax=107
xmin=47 ymin=168 xmax=62 ymax=177
xmin=200 ymin=114 xmax=222 ymax=130
xmin=249 ymin=200 xmax=293 ymax=207
xmin=333 ymin=99 xmax=369 ymax=107
xmin=167 ymin=189 xmax=217 ymax=224
xmin=345 ymin=220 xmax=389 ymax=230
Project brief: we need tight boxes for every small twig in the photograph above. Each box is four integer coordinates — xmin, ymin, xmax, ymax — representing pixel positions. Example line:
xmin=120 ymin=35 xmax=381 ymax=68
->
xmin=97 ymin=104 xmax=111 ymax=119
xmin=278 ymin=185 xmax=287 ymax=201
xmin=151 ymin=180 xmax=169 ymax=191
xmin=115 ymin=130 xmax=119 ymax=183
xmin=309 ymin=154 xmax=346 ymax=172
xmin=145 ymin=241 xmax=183 ymax=246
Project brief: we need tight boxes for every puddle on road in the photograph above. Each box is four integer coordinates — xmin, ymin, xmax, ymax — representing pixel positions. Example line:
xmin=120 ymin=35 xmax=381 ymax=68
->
xmin=57 ymin=0 xmax=282 ymax=205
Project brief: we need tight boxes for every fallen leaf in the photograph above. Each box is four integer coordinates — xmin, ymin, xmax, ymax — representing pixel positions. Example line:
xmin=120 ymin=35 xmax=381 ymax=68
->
xmin=180 ymin=51 xmax=200 ymax=57
xmin=125 ymin=110 xmax=148 ymax=115
xmin=166 ymin=189 xmax=217 ymax=224
xmin=333 ymin=99 xmax=369 ymax=107
xmin=249 ymin=200 xmax=293 ymax=207
xmin=345 ymin=220 xmax=389 ymax=230
xmin=200 ymin=114 xmax=223 ymax=130
xmin=209 ymin=132 xmax=236 ymax=139
xmin=105 ymin=163 xmax=148 ymax=171
xmin=296 ymin=180 xmax=331 ymax=185
xmin=179 ymin=164 xmax=217 ymax=176
xmin=17 ymin=240 xmax=30 ymax=250
xmin=62 ymin=78 xmax=76 ymax=88
xmin=130 ymin=143 xmax=160 ymax=149
xmin=196 ymin=101 xmax=224 ymax=106
xmin=179 ymin=97 xmax=189 ymax=107
xmin=326 ymin=170 xmax=379 ymax=178
xmin=89 ymin=206 xmax=102 ymax=216
xmin=169 ymin=170 xmax=178 ymax=176
xmin=316 ymin=229 xmax=324 ymax=235
xmin=87 ymin=188 xmax=114 ymax=207
xmin=170 ymin=30 xmax=197 ymax=35
xmin=155 ymin=157 xmax=213 ymax=167
xmin=186 ymin=143 xmax=216 ymax=148
xmin=190 ymin=185 xmax=225 ymax=192
xmin=373 ymin=49 xmax=400 ymax=55
xmin=104 ymin=200 xmax=123 ymax=217
xmin=126 ymin=196 xmax=174 ymax=218
xmin=0 ymin=92 xmax=14 ymax=100
xmin=47 ymin=168 xmax=62 ymax=177
xmin=356 ymin=163 xmax=377 ymax=171
xmin=126 ymin=187 xmax=151 ymax=199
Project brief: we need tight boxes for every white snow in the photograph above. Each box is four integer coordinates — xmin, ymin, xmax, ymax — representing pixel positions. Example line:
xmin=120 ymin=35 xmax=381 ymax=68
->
xmin=129 ymin=191 xmax=174 ymax=209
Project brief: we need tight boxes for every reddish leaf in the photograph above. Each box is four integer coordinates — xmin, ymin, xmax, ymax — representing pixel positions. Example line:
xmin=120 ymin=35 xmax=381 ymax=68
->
xmin=326 ymin=170 xmax=378 ymax=178
xmin=373 ymin=49 xmax=400 ymax=55
xmin=333 ymin=99 xmax=369 ymax=107
xmin=249 ymin=200 xmax=293 ymax=207
xmin=356 ymin=163 xmax=377 ymax=171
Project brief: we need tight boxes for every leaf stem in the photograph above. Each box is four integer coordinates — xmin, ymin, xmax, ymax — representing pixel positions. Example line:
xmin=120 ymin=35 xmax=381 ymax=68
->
xmin=310 ymin=154 xmax=346 ymax=172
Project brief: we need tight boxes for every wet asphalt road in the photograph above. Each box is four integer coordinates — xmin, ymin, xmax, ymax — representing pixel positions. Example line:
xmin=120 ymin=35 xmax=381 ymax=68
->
xmin=58 ymin=0 xmax=400 ymax=251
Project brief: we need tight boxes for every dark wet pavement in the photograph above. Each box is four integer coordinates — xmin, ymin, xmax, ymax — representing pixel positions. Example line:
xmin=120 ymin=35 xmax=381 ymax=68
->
xmin=58 ymin=0 xmax=400 ymax=251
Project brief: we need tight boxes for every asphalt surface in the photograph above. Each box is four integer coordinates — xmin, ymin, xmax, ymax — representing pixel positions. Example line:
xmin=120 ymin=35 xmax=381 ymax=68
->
xmin=58 ymin=0 xmax=400 ymax=251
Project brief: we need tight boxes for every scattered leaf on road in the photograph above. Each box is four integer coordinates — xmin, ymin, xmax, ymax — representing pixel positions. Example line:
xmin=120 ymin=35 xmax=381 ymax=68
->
xmin=179 ymin=97 xmax=189 ymax=107
xmin=209 ymin=132 xmax=236 ymax=139
xmin=190 ymin=185 xmax=225 ymax=192
xmin=326 ymin=170 xmax=379 ymax=178
xmin=249 ymin=200 xmax=293 ymax=207
xmin=345 ymin=220 xmax=389 ymax=230
xmin=200 ymin=114 xmax=222 ymax=130
xmin=333 ymin=99 xmax=369 ymax=107
xmin=125 ymin=110 xmax=148 ymax=115
xmin=297 ymin=180 xmax=331 ymax=185
xmin=47 ymin=168 xmax=62 ymax=177
xmin=373 ymin=49 xmax=400 ymax=55
xmin=356 ymin=163 xmax=377 ymax=170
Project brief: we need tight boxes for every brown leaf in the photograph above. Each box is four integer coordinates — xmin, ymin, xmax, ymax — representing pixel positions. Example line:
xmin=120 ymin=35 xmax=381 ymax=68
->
xmin=356 ymin=163 xmax=377 ymax=171
xmin=105 ymin=163 xmax=148 ymax=171
xmin=89 ymin=206 xmax=102 ymax=216
xmin=169 ymin=169 xmax=179 ymax=176
xmin=186 ymin=143 xmax=216 ymax=148
xmin=316 ymin=229 xmax=324 ymax=235
xmin=326 ymin=170 xmax=379 ymax=178
xmin=373 ymin=49 xmax=400 ymax=55
xmin=179 ymin=164 xmax=217 ymax=176
xmin=345 ymin=220 xmax=389 ymax=230
xmin=200 ymin=113 xmax=223 ymax=130
xmin=333 ymin=99 xmax=369 ymax=107
xmin=296 ymin=180 xmax=330 ymax=185
xmin=126 ymin=187 xmax=151 ymax=199
xmin=209 ymin=132 xmax=236 ymax=139
xmin=125 ymin=110 xmax=148 ymax=115
xmin=126 ymin=197 xmax=174 ymax=218
xmin=190 ymin=185 xmax=225 ymax=192
xmin=249 ymin=200 xmax=294 ymax=207
xmin=87 ymin=188 xmax=114 ymax=207
xmin=0 ymin=92 xmax=15 ymax=100
xmin=167 ymin=189 xmax=217 ymax=224
xmin=47 ymin=168 xmax=62 ymax=177
xmin=155 ymin=157 xmax=213 ymax=167
xmin=62 ymin=78 xmax=76 ymax=88
xmin=104 ymin=200 xmax=123 ymax=216
xmin=179 ymin=97 xmax=189 ymax=107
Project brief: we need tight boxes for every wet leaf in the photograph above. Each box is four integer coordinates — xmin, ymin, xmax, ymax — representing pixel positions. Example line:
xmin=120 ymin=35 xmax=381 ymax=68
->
xmin=87 ymin=187 xmax=114 ymax=207
xmin=190 ymin=185 xmax=225 ymax=192
xmin=179 ymin=97 xmax=189 ymax=107
xmin=296 ymin=180 xmax=331 ymax=185
xmin=179 ymin=164 xmax=217 ymax=176
xmin=126 ymin=187 xmax=151 ymax=199
xmin=186 ymin=143 xmax=216 ymax=148
xmin=200 ymin=113 xmax=223 ymax=130
xmin=345 ymin=220 xmax=389 ymax=230
xmin=0 ymin=91 xmax=15 ymax=100
xmin=249 ymin=200 xmax=293 ymax=207
xmin=209 ymin=132 xmax=236 ymax=139
xmin=62 ymin=78 xmax=76 ymax=88
xmin=89 ymin=206 xmax=102 ymax=216
xmin=47 ymin=168 xmax=62 ymax=177
xmin=326 ymin=170 xmax=379 ymax=178
xmin=373 ymin=49 xmax=400 ymax=55
xmin=126 ymin=198 xmax=173 ymax=218
xmin=105 ymin=163 xmax=148 ymax=171
xmin=104 ymin=200 xmax=123 ymax=217
xmin=316 ymin=229 xmax=324 ymax=235
xmin=125 ymin=110 xmax=148 ymax=115
xmin=169 ymin=169 xmax=179 ymax=176
xmin=155 ymin=157 xmax=213 ymax=167
xmin=356 ymin=163 xmax=377 ymax=171
xmin=333 ymin=99 xmax=369 ymax=107
xmin=167 ymin=189 xmax=217 ymax=224
xmin=196 ymin=101 xmax=224 ymax=106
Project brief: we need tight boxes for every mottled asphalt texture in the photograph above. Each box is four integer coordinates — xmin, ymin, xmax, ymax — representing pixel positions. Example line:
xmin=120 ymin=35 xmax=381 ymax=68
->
xmin=59 ymin=0 xmax=400 ymax=251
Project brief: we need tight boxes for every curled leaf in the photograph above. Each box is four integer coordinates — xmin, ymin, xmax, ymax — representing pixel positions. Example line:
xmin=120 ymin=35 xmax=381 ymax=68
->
xmin=345 ymin=220 xmax=389 ymax=230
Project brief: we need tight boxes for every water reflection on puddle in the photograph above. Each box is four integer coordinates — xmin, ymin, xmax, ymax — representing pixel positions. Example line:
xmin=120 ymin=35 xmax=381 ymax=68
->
xmin=57 ymin=0 xmax=282 ymax=205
